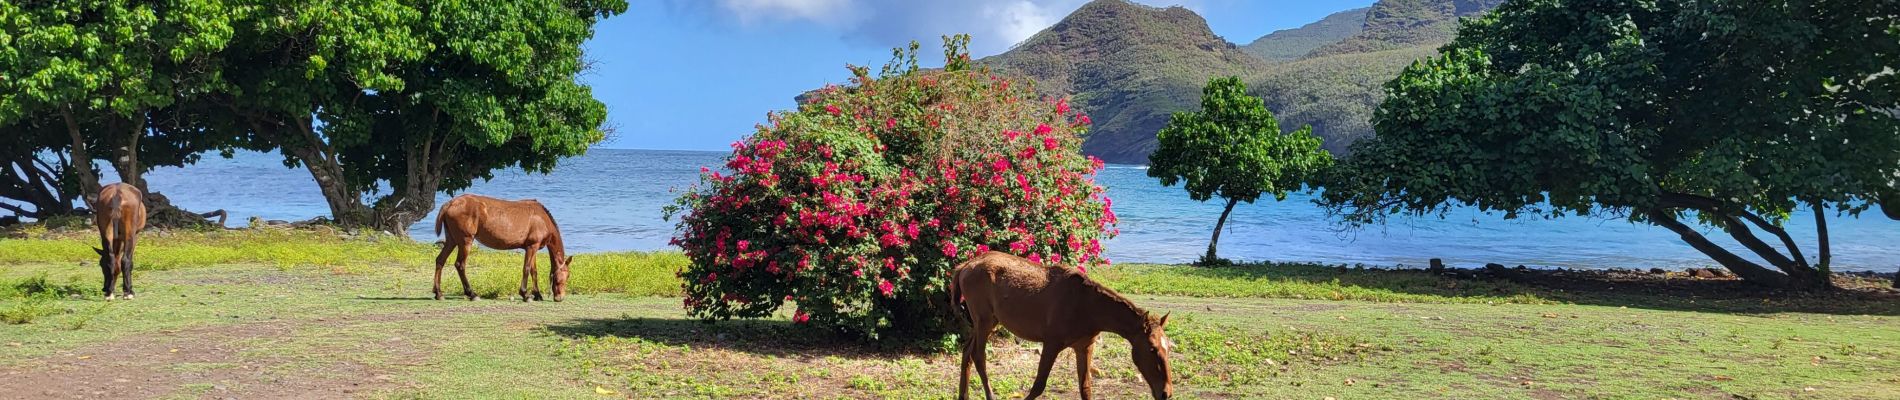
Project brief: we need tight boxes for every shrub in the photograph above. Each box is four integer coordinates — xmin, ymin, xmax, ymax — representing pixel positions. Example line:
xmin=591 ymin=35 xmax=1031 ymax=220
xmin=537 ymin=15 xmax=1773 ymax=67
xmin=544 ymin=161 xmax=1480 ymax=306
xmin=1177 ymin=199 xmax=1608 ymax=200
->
xmin=667 ymin=35 xmax=1116 ymax=340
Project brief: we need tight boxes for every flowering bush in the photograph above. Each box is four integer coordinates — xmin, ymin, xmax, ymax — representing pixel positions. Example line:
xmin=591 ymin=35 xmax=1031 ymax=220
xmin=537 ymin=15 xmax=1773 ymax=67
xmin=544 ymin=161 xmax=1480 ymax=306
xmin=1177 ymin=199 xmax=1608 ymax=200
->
xmin=666 ymin=35 xmax=1116 ymax=340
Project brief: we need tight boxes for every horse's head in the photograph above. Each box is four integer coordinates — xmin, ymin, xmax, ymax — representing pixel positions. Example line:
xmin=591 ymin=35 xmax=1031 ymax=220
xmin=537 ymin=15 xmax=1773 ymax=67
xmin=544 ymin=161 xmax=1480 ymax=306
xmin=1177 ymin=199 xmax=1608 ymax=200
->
xmin=1132 ymin=311 xmax=1175 ymax=400
xmin=552 ymin=255 xmax=574 ymax=301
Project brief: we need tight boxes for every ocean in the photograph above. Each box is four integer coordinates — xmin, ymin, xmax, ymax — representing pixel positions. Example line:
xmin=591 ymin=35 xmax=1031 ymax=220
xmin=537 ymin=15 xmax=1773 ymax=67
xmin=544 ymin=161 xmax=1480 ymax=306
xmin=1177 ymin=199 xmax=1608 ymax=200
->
xmin=115 ymin=148 xmax=1900 ymax=272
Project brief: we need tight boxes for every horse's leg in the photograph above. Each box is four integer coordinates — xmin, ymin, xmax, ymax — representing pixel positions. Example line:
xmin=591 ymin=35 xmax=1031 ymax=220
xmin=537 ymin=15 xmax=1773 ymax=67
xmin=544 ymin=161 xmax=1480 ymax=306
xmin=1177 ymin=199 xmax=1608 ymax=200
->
xmin=971 ymin=318 xmax=998 ymax=400
xmin=119 ymin=233 xmax=136 ymax=299
xmin=1024 ymin=342 xmax=1064 ymax=399
xmin=100 ymin=251 xmax=117 ymax=300
xmin=524 ymin=246 xmax=542 ymax=301
xmin=1073 ymin=336 xmax=1097 ymax=400
xmin=433 ymin=243 xmax=454 ymax=300
xmin=454 ymin=243 xmax=476 ymax=300
xmin=99 ymin=227 xmax=116 ymax=300
xmin=959 ymin=335 xmax=974 ymax=400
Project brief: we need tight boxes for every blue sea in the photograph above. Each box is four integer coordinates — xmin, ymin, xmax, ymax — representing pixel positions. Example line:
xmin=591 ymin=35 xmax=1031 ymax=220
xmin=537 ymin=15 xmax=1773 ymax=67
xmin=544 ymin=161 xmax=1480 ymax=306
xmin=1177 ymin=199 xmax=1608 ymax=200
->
xmin=108 ymin=149 xmax=1900 ymax=272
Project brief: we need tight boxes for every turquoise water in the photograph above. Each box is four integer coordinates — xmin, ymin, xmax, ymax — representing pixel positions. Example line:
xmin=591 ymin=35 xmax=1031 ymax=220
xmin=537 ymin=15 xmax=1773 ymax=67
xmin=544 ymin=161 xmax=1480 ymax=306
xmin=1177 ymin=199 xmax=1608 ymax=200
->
xmin=115 ymin=149 xmax=1900 ymax=272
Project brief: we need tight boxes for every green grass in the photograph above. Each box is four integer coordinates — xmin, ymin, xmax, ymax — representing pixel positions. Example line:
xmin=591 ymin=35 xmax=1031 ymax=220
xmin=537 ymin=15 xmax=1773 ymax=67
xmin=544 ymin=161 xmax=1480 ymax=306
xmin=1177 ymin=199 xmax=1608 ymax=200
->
xmin=0 ymin=228 xmax=686 ymax=299
xmin=3 ymin=228 xmax=1898 ymax=399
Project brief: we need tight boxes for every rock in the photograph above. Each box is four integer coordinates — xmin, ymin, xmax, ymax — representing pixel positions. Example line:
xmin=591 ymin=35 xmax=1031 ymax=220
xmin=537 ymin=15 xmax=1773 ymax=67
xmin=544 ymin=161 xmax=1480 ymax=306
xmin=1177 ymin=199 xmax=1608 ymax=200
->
xmin=1649 ymin=268 xmax=1667 ymax=275
xmin=1429 ymin=258 xmax=1445 ymax=272
xmin=1707 ymin=268 xmax=1731 ymax=278
xmin=1691 ymin=268 xmax=1718 ymax=279
xmin=1485 ymin=263 xmax=1507 ymax=272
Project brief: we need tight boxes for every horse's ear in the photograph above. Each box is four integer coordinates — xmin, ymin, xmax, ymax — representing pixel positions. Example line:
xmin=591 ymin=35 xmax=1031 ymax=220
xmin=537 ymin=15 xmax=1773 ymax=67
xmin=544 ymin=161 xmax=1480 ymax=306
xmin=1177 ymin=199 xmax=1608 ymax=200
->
xmin=565 ymin=256 xmax=574 ymax=265
xmin=1159 ymin=312 xmax=1170 ymax=327
xmin=93 ymin=247 xmax=107 ymax=256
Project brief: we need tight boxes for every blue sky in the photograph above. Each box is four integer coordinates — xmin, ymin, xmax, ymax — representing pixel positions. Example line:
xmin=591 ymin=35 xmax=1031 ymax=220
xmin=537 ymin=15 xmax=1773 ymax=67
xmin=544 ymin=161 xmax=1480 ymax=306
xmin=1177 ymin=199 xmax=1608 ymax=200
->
xmin=583 ymin=0 xmax=1377 ymax=151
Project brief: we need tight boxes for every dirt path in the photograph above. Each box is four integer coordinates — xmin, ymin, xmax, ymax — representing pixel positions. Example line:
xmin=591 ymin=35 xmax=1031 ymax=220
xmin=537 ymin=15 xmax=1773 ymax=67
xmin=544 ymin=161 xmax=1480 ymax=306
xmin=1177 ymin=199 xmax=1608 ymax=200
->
xmin=0 ymin=305 xmax=509 ymax=399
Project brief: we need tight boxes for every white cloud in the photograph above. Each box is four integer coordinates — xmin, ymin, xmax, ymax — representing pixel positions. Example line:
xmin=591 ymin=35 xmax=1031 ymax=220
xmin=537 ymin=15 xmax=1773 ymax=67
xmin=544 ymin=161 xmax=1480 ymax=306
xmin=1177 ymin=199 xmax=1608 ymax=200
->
xmin=715 ymin=0 xmax=857 ymax=26
xmin=690 ymin=0 xmax=1205 ymax=56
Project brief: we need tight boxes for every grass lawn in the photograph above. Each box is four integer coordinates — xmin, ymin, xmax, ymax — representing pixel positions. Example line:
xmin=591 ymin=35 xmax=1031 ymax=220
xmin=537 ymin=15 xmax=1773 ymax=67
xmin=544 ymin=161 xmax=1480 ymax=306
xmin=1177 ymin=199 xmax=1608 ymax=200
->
xmin=3 ymin=228 xmax=1898 ymax=399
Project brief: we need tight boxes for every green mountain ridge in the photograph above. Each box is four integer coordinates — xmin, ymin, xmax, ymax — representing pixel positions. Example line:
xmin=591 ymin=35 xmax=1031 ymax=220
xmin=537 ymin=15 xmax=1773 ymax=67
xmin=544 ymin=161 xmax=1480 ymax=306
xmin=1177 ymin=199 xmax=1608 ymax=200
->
xmin=977 ymin=0 xmax=1270 ymax=163
xmin=1240 ymin=7 xmax=1369 ymax=62
xmin=805 ymin=0 xmax=1500 ymax=164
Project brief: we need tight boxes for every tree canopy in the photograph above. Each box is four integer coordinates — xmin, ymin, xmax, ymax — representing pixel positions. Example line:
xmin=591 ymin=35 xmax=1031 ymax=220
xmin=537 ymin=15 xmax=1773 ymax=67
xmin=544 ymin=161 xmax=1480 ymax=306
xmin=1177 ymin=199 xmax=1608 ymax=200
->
xmin=0 ymin=0 xmax=625 ymax=232
xmin=1322 ymin=0 xmax=1900 ymax=288
xmin=1150 ymin=76 xmax=1331 ymax=263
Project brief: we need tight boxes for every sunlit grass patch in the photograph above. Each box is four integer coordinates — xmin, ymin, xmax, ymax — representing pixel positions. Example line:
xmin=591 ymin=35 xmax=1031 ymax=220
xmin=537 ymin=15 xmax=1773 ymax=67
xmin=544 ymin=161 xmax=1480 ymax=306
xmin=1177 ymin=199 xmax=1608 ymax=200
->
xmin=1092 ymin=262 xmax=1556 ymax=304
xmin=0 ymin=228 xmax=687 ymax=298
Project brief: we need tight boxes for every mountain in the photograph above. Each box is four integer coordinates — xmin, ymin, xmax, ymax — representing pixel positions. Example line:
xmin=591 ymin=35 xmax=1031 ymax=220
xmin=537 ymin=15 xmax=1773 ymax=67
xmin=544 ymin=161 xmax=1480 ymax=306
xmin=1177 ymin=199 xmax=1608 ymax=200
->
xmin=1306 ymin=0 xmax=1504 ymax=57
xmin=1239 ymin=7 xmax=1369 ymax=62
xmin=961 ymin=0 xmax=1501 ymax=163
xmin=977 ymin=0 xmax=1268 ymax=164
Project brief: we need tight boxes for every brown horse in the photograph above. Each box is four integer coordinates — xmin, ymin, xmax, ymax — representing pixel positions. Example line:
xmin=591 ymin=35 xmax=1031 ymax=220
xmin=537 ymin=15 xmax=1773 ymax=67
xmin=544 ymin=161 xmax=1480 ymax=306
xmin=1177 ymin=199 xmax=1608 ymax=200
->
xmin=433 ymin=194 xmax=572 ymax=302
xmin=92 ymin=183 xmax=147 ymax=300
xmin=950 ymin=251 xmax=1175 ymax=400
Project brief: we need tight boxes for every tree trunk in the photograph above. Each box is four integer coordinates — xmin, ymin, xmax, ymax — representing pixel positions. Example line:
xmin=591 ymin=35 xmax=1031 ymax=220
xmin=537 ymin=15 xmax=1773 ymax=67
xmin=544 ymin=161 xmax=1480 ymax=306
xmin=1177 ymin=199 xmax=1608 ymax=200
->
xmin=1653 ymin=194 xmax=1829 ymax=289
xmin=1204 ymin=197 xmax=1239 ymax=264
xmin=262 ymin=116 xmax=372 ymax=227
xmin=1882 ymin=192 xmax=1900 ymax=221
xmin=59 ymin=106 xmax=102 ymax=207
xmin=1812 ymin=201 xmax=1831 ymax=275
xmin=1646 ymin=209 xmax=1798 ymax=288
xmin=111 ymin=115 xmax=147 ymax=193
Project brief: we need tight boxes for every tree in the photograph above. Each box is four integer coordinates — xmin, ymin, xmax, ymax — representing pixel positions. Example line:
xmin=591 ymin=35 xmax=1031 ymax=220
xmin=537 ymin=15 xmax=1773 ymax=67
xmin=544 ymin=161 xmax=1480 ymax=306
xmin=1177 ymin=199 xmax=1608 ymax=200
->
xmin=0 ymin=0 xmax=243 ymax=217
xmin=1148 ymin=76 xmax=1332 ymax=264
xmin=211 ymin=0 xmax=624 ymax=234
xmin=1321 ymin=0 xmax=1900 ymax=289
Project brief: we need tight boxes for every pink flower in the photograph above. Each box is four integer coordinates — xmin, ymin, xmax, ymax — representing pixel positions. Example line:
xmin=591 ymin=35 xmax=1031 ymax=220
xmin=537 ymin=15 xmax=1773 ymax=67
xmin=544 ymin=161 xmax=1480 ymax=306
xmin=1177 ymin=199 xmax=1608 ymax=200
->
xmin=942 ymin=241 xmax=960 ymax=258
xmin=825 ymin=104 xmax=841 ymax=115
xmin=793 ymin=310 xmax=811 ymax=323
xmin=991 ymin=159 xmax=1009 ymax=172
xmin=1043 ymin=137 xmax=1059 ymax=150
xmin=885 ymin=118 xmax=897 ymax=129
xmin=852 ymin=268 xmax=864 ymax=277
xmin=1027 ymin=254 xmax=1043 ymax=264
xmin=737 ymin=240 xmax=749 ymax=252
xmin=1034 ymin=123 xmax=1053 ymax=136
xmin=974 ymin=244 xmax=990 ymax=254
xmin=1056 ymin=98 xmax=1070 ymax=114
xmin=878 ymin=280 xmax=895 ymax=297
xmin=1074 ymin=114 xmax=1092 ymax=126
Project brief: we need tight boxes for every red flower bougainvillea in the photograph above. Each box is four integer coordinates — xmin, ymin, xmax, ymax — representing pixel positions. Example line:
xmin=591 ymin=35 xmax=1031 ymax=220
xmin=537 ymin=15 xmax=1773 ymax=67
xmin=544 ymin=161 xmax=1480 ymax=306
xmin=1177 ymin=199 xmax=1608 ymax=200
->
xmin=666 ymin=35 xmax=1115 ymax=340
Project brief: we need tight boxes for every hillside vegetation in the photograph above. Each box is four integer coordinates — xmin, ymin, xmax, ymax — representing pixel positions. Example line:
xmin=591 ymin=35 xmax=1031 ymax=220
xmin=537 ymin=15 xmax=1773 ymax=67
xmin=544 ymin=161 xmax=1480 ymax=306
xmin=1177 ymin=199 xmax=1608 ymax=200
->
xmin=1240 ymin=7 xmax=1369 ymax=62
xmin=978 ymin=0 xmax=1269 ymax=163
xmin=978 ymin=0 xmax=1500 ymax=162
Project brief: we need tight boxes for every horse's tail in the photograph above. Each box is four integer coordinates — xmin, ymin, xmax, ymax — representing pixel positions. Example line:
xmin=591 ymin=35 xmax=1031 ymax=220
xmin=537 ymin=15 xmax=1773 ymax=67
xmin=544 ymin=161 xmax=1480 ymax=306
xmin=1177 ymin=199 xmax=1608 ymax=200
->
xmin=946 ymin=256 xmax=978 ymax=327
xmin=433 ymin=205 xmax=445 ymax=237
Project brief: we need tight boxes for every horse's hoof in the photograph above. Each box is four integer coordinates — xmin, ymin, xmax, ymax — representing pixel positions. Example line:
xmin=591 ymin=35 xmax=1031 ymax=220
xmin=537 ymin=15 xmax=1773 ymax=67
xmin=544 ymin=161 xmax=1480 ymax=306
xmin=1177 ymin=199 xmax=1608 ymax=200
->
xmin=122 ymin=294 xmax=134 ymax=300
xmin=103 ymin=295 xmax=116 ymax=301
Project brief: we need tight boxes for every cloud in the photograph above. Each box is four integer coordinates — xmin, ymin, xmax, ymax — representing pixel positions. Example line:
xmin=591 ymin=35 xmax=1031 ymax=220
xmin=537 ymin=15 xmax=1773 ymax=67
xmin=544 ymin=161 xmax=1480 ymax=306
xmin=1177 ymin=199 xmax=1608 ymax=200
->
xmin=714 ymin=0 xmax=857 ymax=26
xmin=684 ymin=0 xmax=1202 ymax=57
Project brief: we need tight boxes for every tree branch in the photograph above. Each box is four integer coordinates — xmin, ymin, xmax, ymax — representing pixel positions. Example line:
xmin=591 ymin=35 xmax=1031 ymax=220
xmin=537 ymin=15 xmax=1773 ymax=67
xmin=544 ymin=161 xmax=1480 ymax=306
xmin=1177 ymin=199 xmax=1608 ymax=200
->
xmin=1645 ymin=209 xmax=1792 ymax=287
xmin=1658 ymin=192 xmax=1811 ymax=273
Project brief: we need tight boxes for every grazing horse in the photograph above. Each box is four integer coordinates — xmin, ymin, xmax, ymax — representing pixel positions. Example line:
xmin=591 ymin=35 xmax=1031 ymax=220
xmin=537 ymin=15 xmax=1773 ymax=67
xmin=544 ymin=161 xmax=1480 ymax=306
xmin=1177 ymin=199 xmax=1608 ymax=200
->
xmin=950 ymin=251 xmax=1175 ymax=400
xmin=432 ymin=194 xmax=572 ymax=302
xmin=92 ymin=183 xmax=147 ymax=300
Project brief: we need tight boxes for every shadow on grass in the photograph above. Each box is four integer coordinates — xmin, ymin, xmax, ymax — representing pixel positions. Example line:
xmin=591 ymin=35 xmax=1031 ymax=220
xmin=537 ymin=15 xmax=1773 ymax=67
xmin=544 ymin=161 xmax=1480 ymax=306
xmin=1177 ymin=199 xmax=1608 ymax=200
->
xmin=541 ymin=317 xmax=952 ymax=359
xmin=1128 ymin=262 xmax=1900 ymax=316
xmin=352 ymin=296 xmax=449 ymax=301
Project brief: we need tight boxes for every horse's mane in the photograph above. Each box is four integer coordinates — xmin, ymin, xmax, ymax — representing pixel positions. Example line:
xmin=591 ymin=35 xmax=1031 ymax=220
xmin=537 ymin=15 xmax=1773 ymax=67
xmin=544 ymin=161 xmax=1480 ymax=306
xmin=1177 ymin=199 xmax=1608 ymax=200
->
xmin=1075 ymin=271 xmax=1152 ymax=320
xmin=527 ymin=200 xmax=561 ymax=232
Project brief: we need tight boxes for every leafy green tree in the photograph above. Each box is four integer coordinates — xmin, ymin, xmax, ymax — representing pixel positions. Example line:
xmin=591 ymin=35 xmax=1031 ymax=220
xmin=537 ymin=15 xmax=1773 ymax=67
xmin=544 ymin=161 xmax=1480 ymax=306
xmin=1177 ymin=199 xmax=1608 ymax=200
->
xmin=0 ymin=0 xmax=242 ymax=216
xmin=210 ymin=0 xmax=624 ymax=233
xmin=1322 ymin=0 xmax=1899 ymax=289
xmin=1149 ymin=76 xmax=1332 ymax=264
